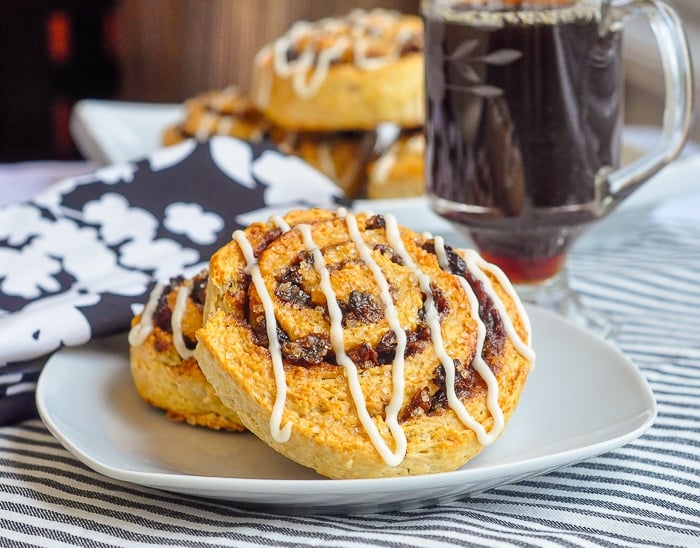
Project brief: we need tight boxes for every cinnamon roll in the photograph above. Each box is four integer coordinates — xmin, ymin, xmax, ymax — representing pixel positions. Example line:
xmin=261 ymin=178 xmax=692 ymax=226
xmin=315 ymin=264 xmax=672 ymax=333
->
xmin=162 ymin=86 xmax=375 ymax=198
xmin=162 ymin=86 xmax=269 ymax=146
xmin=194 ymin=208 xmax=535 ymax=478
xmin=128 ymin=271 xmax=245 ymax=431
xmin=251 ymin=9 xmax=424 ymax=131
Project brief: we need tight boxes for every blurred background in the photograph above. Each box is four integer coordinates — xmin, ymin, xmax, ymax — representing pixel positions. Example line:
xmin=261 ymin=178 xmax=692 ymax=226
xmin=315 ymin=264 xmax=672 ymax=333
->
xmin=0 ymin=0 xmax=697 ymax=162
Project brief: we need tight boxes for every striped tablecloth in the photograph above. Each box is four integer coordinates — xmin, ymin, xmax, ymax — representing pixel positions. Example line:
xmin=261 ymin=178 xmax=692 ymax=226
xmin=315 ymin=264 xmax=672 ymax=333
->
xmin=1 ymin=171 xmax=699 ymax=547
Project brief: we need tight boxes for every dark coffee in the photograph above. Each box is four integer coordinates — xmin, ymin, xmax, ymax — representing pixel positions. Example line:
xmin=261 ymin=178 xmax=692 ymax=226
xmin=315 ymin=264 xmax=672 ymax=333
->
xmin=424 ymin=4 xmax=623 ymax=283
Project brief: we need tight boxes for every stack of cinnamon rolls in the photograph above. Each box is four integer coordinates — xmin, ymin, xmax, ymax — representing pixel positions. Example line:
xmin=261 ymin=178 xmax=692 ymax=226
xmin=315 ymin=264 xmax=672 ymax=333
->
xmin=163 ymin=9 xmax=426 ymax=199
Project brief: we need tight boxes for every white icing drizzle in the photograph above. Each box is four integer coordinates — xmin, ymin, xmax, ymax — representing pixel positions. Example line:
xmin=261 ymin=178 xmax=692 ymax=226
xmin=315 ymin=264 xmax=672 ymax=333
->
xmin=372 ymin=144 xmax=397 ymax=185
xmin=273 ymin=21 xmax=314 ymax=78
xmin=433 ymin=236 xmax=503 ymax=444
xmin=460 ymin=248 xmax=536 ymax=365
xmin=171 ymin=284 xmax=194 ymax=360
xmin=382 ymin=214 xmax=492 ymax=443
xmin=353 ymin=37 xmax=399 ymax=70
xmin=187 ymin=85 xmax=269 ymax=141
xmin=270 ymin=214 xmax=291 ymax=232
xmin=295 ymin=36 xmax=350 ymax=98
xmin=263 ymin=9 xmax=418 ymax=100
xmin=372 ymin=134 xmax=424 ymax=186
xmin=212 ymin=85 xmax=238 ymax=110
xmin=233 ymin=229 xmax=292 ymax=443
xmin=128 ymin=283 xmax=165 ymax=346
xmin=396 ymin=27 xmax=418 ymax=46
xmin=341 ymin=211 xmax=408 ymax=464
xmin=295 ymin=222 xmax=405 ymax=466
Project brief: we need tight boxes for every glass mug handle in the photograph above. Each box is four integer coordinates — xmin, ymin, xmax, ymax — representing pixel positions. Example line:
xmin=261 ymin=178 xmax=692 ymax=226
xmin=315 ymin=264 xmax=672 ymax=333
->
xmin=597 ymin=0 xmax=694 ymax=213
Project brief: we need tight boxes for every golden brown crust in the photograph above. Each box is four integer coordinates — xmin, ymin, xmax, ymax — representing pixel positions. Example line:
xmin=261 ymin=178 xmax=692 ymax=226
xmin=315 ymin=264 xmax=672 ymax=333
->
xmin=129 ymin=273 xmax=246 ymax=432
xmin=195 ymin=209 xmax=533 ymax=478
xmin=251 ymin=9 xmax=424 ymax=131
xmin=367 ymin=130 xmax=425 ymax=199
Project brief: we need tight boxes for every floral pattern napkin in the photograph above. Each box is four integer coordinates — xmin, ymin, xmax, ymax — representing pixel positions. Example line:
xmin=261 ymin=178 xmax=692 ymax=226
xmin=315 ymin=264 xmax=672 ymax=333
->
xmin=0 ymin=137 xmax=345 ymax=424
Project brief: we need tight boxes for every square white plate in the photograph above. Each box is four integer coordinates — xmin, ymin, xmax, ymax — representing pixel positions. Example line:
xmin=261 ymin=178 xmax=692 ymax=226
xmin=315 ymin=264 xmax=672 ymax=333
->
xmin=36 ymin=306 xmax=656 ymax=515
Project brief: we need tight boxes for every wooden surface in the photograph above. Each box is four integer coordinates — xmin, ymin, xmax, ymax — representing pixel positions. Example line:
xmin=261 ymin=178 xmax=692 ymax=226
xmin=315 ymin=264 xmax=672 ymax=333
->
xmin=117 ymin=0 xmax=419 ymax=103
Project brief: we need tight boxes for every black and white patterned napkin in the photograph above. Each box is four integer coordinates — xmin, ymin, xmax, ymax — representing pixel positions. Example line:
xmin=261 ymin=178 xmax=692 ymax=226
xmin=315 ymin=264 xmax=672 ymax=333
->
xmin=0 ymin=137 xmax=346 ymax=424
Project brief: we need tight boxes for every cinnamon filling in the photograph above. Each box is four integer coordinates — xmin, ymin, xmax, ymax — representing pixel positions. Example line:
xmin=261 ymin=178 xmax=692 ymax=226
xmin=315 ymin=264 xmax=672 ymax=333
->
xmin=151 ymin=272 xmax=208 ymax=351
xmin=422 ymin=240 xmax=506 ymax=357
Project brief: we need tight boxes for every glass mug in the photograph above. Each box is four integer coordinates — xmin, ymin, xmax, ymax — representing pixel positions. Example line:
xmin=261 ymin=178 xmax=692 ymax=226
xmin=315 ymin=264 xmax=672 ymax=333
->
xmin=422 ymin=0 xmax=694 ymax=336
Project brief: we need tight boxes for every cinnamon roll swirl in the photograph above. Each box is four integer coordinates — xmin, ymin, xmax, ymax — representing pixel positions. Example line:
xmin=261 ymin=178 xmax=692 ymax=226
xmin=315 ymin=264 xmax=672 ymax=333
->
xmin=194 ymin=208 xmax=534 ymax=478
xmin=128 ymin=271 xmax=245 ymax=431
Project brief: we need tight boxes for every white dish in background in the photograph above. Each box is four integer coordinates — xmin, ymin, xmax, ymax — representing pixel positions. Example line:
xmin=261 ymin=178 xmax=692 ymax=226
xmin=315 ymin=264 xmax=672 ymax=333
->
xmin=36 ymin=306 xmax=656 ymax=515
xmin=70 ymin=100 xmax=184 ymax=165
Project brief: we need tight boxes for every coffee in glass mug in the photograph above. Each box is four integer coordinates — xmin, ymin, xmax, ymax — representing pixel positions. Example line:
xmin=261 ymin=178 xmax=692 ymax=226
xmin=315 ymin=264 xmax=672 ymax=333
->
xmin=423 ymin=0 xmax=692 ymax=285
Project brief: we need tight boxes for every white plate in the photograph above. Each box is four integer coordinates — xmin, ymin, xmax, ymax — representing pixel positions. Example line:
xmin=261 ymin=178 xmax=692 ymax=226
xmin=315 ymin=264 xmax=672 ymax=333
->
xmin=36 ymin=306 xmax=656 ymax=515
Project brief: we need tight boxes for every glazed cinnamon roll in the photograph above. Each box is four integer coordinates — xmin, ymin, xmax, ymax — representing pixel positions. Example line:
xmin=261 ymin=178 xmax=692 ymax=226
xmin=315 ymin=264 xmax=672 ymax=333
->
xmin=162 ymin=86 xmax=269 ymax=146
xmin=251 ymin=9 xmax=424 ymax=131
xmin=194 ymin=208 xmax=535 ymax=478
xmin=162 ymin=86 xmax=376 ymax=198
xmin=128 ymin=271 xmax=245 ymax=431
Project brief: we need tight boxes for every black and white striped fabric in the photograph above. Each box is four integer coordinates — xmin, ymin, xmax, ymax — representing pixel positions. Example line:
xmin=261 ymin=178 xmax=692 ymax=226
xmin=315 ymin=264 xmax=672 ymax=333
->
xmin=1 ymin=174 xmax=699 ymax=545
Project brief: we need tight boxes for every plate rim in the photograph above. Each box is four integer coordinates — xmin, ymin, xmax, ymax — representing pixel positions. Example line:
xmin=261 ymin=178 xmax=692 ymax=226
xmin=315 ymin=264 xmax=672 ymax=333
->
xmin=35 ymin=306 xmax=657 ymax=509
